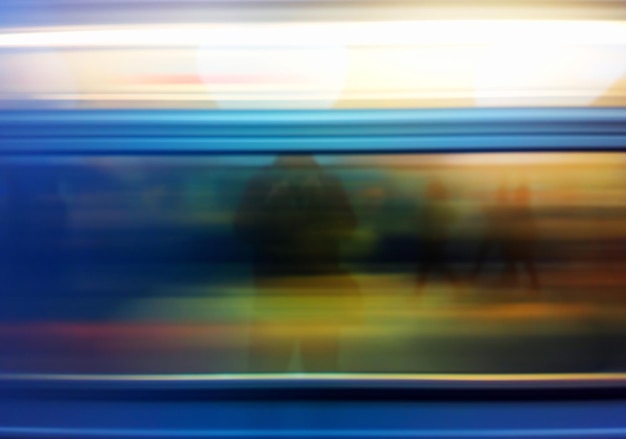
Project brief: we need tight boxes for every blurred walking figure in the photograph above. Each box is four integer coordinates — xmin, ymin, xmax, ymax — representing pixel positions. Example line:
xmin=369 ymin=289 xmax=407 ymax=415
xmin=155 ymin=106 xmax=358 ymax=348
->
xmin=471 ymin=184 xmax=509 ymax=282
xmin=503 ymin=184 xmax=541 ymax=292
xmin=472 ymin=184 xmax=540 ymax=293
xmin=235 ymin=155 xmax=359 ymax=372
xmin=414 ymin=180 xmax=458 ymax=297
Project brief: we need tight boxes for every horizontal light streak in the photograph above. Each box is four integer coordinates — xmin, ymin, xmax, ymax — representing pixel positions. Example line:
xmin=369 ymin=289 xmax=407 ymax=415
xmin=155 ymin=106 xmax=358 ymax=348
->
xmin=2 ymin=372 xmax=626 ymax=382
xmin=0 ymin=20 xmax=625 ymax=48
xmin=12 ymin=91 xmax=618 ymax=100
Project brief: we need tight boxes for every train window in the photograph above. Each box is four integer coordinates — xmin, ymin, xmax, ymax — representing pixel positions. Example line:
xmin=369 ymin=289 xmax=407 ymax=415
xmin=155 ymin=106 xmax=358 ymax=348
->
xmin=2 ymin=3 xmax=626 ymax=439
xmin=0 ymin=0 xmax=625 ymax=379
xmin=0 ymin=146 xmax=623 ymax=374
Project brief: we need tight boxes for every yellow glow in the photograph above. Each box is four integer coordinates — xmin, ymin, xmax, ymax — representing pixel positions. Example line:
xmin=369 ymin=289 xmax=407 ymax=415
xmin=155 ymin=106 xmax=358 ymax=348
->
xmin=196 ymin=45 xmax=349 ymax=109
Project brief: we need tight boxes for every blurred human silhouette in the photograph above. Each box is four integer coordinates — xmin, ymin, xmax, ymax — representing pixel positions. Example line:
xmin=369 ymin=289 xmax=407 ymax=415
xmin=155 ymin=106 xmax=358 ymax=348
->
xmin=234 ymin=155 xmax=358 ymax=372
xmin=502 ymin=184 xmax=541 ymax=292
xmin=414 ymin=180 xmax=458 ymax=297
xmin=471 ymin=184 xmax=509 ymax=282
xmin=472 ymin=184 xmax=540 ymax=293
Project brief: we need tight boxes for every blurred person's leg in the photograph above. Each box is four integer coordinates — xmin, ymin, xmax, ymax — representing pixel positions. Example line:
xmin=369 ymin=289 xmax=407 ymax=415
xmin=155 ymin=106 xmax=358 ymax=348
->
xmin=415 ymin=262 xmax=432 ymax=297
xmin=441 ymin=263 xmax=463 ymax=299
xmin=435 ymin=242 xmax=457 ymax=287
xmin=500 ymin=240 xmax=520 ymax=290
xmin=500 ymin=262 xmax=519 ymax=289
xmin=415 ymin=242 xmax=437 ymax=297
xmin=522 ymin=251 xmax=541 ymax=295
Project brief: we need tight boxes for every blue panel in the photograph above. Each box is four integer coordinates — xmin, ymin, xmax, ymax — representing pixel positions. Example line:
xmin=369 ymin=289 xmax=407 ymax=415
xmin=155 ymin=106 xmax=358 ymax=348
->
xmin=0 ymin=108 xmax=624 ymax=154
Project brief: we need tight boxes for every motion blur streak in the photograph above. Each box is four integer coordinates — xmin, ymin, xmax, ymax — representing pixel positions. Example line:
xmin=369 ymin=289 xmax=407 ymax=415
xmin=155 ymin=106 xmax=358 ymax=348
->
xmin=1 ymin=21 xmax=626 ymax=46
xmin=2 ymin=372 xmax=626 ymax=382
xmin=2 ymin=426 xmax=626 ymax=438
xmin=0 ymin=0 xmax=625 ymax=378
xmin=0 ymin=151 xmax=625 ymax=374
xmin=1 ymin=20 xmax=626 ymax=108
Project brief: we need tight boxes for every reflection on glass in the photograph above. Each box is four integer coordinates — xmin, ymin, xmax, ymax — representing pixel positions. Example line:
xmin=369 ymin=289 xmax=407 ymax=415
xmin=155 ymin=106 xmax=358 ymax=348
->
xmin=234 ymin=155 xmax=359 ymax=372
xmin=415 ymin=179 xmax=459 ymax=298
xmin=472 ymin=183 xmax=541 ymax=294
xmin=0 ymin=153 xmax=624 ymax=374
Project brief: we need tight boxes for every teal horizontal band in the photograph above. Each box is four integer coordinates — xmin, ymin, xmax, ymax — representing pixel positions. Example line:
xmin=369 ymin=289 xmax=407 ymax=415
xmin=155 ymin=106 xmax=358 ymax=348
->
xmin=0 ymin=108 xmax=624 ymax=154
